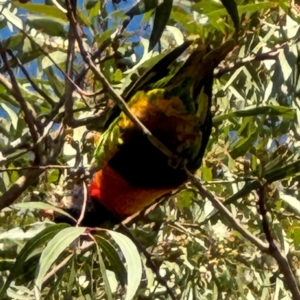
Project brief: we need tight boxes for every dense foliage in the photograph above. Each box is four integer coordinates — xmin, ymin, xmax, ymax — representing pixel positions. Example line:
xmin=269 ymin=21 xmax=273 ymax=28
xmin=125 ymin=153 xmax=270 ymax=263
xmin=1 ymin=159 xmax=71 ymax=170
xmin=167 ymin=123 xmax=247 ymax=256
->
xmin=0 ymin=0 xmax=300 ymax=299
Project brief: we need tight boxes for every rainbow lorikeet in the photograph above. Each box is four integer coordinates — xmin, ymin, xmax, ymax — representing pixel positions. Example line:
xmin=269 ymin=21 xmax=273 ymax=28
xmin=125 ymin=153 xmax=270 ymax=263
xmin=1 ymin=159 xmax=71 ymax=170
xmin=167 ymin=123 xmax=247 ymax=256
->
xmin=56 ymin=40 xmax=234 ymax=227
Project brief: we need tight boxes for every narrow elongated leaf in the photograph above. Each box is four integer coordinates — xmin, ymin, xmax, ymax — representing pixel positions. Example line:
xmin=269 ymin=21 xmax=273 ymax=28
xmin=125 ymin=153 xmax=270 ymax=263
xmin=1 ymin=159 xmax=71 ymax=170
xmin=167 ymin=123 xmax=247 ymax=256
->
xmin=280 ymin=192 xmax=300 ymax=216
xmin=42 ymin=51 xmax=68 ymax=69
xmin=125 ymin=0 xmax=158 ymax=17
xmin=94 ymin=239 xmax=113 ymax=300
xmin=265 ymin=160 xmax=300 ymax=183
xmin=0 ymin=103 xmax=18 ymax=130
xmin=12 ymin=202 xmax=77 ymax=223
xmin=13 ymin=3 xmax=67 ymax=20
xmin=224 ymin=180 xmax=261 ymax=205
xmin=0 ymin=6 xmax=23 ymax=30
xmin=26 ymin=16 xmax=67 ymax=38
xmin=213 ymin=106 xmax=295 ymax=123
xmin=108 ymin=231 xmax=142 ymax=300
xmin=94 ymin=234 xmax=127 ymax=286
xmin=229 ymin=134 xmax=257 ymax=159
xmin=1 ymin=224 xmax=69 ymax=295
xmin=148 ymin=0 xmax=173 ymax=52
xmin=34 ymin=227 xmax=86 ymax=298
xmin=237 ymin=2 xmax=277 ymax=14
xmin=220 ymin=0 xmax=239 ymax=33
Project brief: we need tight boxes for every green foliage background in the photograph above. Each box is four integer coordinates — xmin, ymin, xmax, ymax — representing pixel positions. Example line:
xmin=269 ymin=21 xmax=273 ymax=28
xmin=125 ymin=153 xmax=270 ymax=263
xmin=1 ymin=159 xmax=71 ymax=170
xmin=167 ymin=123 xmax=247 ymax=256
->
xmin=0 ymin=0 xmax=300 ymax=299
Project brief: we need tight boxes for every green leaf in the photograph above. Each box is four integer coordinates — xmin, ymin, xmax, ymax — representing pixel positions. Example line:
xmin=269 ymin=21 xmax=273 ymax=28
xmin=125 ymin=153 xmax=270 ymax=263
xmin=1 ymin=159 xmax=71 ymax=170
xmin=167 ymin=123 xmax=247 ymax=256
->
xmin=34 ymin=227 xmax=86 ymax=298
xmin=176 ymin=190 xmax=193 ymax=211
xmin=0 ymin=103 xmax=18 ymax=130
xmin=229 ymin=117 xmax=259 ymax=159
xmin=14 ymin=3 xmax=67 ymax=21
xmin=237 ymin=2 xmax=278 ymax=15
xmin=1 ymin=224 xmax=69 ymax=295
xmin=26 ymin=15 xmax=67 ymax=38
xmin=213 ymin=105 xmax=295 ymax=124
xmin=229 ymin=135 xmax=255 ymax=159
xmin=42 ymin=51 xmax=68 ymax=69
xmin=171 ymin=8 xmax=199 ymax=34
xmin=12 ymin=202 xmax=77 ymax=223
xmin=0 ymin=16 xmax=6 ymax=31
xmin=94 ymin=234 xmax=127 ymax=286
xmin=3 ymin=33 xmax=24 ymax=49
xmin=85 ymin=0 xmax=99 ymax=14
xmin=201 ymin=166 xmax=213 ymax=182
xmin=1 ymin=48 xmax=44 ymax=71
xmin=96 ymin=29 xmax=115 ymax=46
xmin=265 ymin=160 xmax=300 ymax=183
xmin=148 ymin=0 xmax=173 ymax=52
xmin=193 ymin=1 xmax=276 ymax=32
xmin=94 ymin=238 xmax=113 ymax=300
xmin=224 ymin=180 xmax=261 ymax=206
xmin=293 ymin=226 xmax=300 ymax=248
xmin=125 ymin=0 xmax=158 ymax=17
xmin=111 ymin=69 xmax=123 ymax=82
xmin=0 ymin=6 xmax=23 ymax=30
xmin=278 ymin=45 xmax=296 ymax=81
xmin=108 ymin=231 xmax=142 ymax=300
xmin=220 ymin=0 xmax=239 ymax=33
xmin=280 ymin=192 xmax=300 ymax=217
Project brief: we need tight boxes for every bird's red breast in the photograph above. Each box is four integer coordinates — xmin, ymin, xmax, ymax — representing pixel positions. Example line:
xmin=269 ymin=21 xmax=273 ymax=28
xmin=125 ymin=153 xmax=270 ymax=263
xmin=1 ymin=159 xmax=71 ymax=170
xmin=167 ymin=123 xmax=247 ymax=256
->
xmin=89 ymin=165 xmax=177 ymax=220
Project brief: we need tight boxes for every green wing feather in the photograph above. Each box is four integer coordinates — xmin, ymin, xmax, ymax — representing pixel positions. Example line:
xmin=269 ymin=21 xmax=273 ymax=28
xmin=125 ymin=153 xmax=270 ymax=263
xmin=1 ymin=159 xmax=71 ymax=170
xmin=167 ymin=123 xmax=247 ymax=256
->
xmin=93 ymin=40 xmax=234 ymax=170
xmin=87 ymin=41 xmax=192 ymax=133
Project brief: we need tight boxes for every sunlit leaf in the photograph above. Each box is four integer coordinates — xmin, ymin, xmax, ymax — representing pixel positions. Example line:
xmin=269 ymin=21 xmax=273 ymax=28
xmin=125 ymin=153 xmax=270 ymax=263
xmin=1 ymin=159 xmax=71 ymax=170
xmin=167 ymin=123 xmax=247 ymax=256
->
xmin=26 ymin=15 xmax=67 ymax=38
xmin=108 ymin=231 xmax=142 ymax=300
xmin=34 ymin=227 xmax=85 ymax=298
xmin=1 ymin=224 xmax=69 ymax=294
xmin=14 ymin=3 xmax=67 ymax=20
xmin=12 ymin=202 xmax=77 ymax=223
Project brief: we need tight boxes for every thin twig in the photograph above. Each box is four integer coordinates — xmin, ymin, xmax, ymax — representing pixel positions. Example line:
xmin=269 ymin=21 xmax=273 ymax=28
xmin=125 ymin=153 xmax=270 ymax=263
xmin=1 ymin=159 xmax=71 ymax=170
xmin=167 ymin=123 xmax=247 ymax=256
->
xmin=257 ymin=184 xmax=300 ymax=300
xmin=65 ymin=135 xmax=81 ymax=168
xmin=0 ymin=165 xmax=71 ymax=172
xmin=0 ymin=169 xmax=44 ymax=210
xmin=0 ymin=132 xmax=31 ymax=156
xmin=185 ymin=168 xmax=269 ymax=251
xmin=6 ymin=49 xmax=55 ymax=106
xmin=0 ymin=45 xmax=41 ymax=142
xmin=189 ymin=172 xmax=300 ymax=299
xmin=65 ymin=4 xmax=178 ymax=164
xmin=74 ymin=13 xmax=132 ymax=87
xmin=0 ymin=123 xmax=65 ymax=210
xmin=17 ymin=29 xmax=99 ymax=127
xmin=64 ymin=4 xmax=77 ymax=126
xmin=214 ymin=45 xmax=283 ymax=78
xmin=76 ymin=182 xmax=88 ymax=226
xmin=42 ymin=254 xmax=73 ymax=284
xmin=119 ymin=224 xmax=177 ymax=300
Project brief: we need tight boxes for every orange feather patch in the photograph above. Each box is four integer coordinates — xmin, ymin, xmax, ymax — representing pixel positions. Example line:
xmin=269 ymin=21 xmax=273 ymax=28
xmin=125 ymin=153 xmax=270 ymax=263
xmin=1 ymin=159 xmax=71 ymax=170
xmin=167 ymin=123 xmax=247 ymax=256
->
xmin=89 ymin=165 xmax=176 ymax=220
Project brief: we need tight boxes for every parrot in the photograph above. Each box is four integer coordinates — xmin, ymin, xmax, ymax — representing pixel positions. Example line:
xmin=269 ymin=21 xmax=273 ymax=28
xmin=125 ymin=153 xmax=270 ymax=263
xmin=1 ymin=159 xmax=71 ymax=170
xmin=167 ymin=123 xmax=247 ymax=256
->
xmin=55 ymin=39 xmax=234 ymax=227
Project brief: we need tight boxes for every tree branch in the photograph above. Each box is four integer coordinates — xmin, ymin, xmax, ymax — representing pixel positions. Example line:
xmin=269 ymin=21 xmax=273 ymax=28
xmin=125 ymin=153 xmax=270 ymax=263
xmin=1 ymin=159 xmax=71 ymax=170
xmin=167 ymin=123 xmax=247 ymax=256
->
xmin=0 ymin=165 xmax=71 ymax=172
xmin=214 ymin=45 xmax=284 ymax=78
xmin=65 ymin=1 xmax=178 ymax=165
xmin=64 ymin=2 xmax=77 ymax=126
xmin=6 ymin=49 xmax=55 ymax=107
xmin=119 ymin=224 xmax=177 ymax=300
xmin=0 ymin=123 xmax=65 ymax=210
xmin=185 ymin=168 xmax=269 ymax=251
xmin=0 ymin=168 xmax=44 ymax=211
xmin=257 ymin=184 xmax=300 ymax=300
xmin=0 ymin=45 xmax=41 ymax=142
